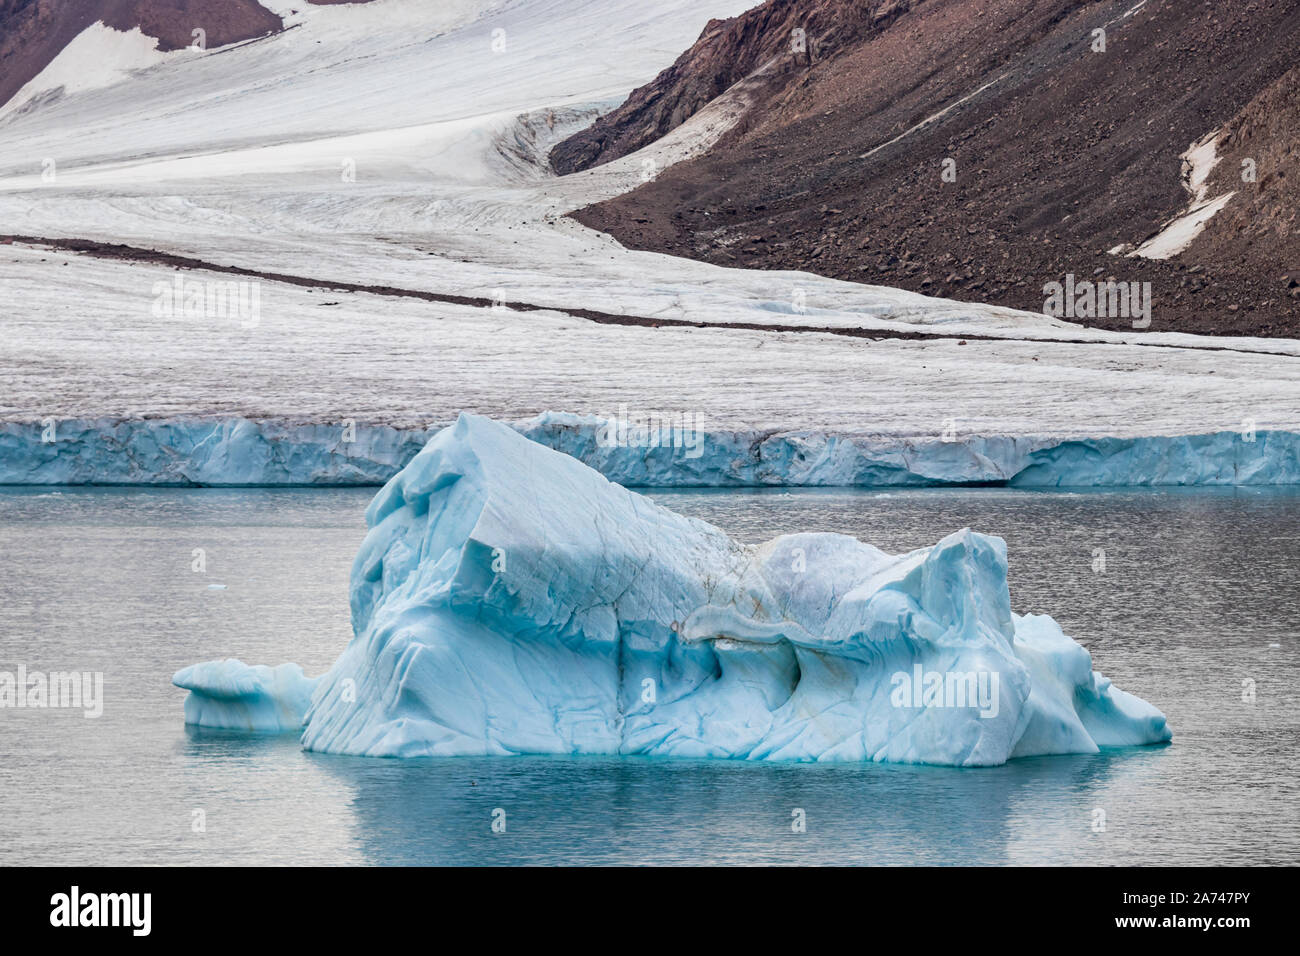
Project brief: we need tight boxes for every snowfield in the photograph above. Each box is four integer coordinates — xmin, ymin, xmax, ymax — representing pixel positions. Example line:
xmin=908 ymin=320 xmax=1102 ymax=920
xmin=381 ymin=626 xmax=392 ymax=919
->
xmin=0 ymin=0 xmax=1298 ymax=485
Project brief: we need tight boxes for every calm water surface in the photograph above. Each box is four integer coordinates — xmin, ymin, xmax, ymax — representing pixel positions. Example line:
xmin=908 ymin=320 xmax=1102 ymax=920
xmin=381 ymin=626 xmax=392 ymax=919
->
xmin=0 ymin=486 xmax=1296 ymax=865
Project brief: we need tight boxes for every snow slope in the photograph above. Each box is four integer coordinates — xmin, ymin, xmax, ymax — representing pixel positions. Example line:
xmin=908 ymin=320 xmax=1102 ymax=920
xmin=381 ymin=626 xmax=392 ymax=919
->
xmin=174 ymin=415 xmax=1172 ymax=765
xmin=0 ymin=22 xmax=184 ymax=118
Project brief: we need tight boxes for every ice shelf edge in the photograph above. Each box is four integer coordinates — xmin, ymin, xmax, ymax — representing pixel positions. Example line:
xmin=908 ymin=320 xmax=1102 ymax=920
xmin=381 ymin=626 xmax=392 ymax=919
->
xmin=1 ymin=414 xmax=1296 ymax=487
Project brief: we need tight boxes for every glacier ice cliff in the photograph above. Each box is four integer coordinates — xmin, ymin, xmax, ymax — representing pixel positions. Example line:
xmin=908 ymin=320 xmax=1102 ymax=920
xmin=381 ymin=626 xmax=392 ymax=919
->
xmin=0 ymin=418 xmax=426 ymax=486
xmin=174 ymin=414 xmax=1171 ymax=766
xmin=2 ymin=414 xmax=1299 ymax=487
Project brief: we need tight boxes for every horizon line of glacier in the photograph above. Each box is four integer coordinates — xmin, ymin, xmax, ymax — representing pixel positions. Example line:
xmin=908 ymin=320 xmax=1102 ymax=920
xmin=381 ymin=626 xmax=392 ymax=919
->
xmin=1 ymin=414 xmax=1296 ymax=488
xmin=173 ymin=413 xmax=1172 ymax=767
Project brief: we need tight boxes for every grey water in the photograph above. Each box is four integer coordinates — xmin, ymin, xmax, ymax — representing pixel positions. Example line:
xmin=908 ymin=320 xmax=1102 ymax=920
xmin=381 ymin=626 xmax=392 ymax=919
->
xmin=0 ymin=485 xmax=1296 ymax=866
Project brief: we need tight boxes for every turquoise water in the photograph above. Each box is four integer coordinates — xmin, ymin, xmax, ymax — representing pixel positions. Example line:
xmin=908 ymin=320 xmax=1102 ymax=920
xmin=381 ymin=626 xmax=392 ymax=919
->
xmin=0 ymin=486 xmax=1296 ymax=865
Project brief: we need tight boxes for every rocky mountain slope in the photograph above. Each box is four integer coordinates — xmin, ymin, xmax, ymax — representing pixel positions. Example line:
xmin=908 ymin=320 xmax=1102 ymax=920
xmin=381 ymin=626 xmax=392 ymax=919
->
xmin=551 ymin=0 xmax=911 ymax=175
xmin=560 ymin=0 xmax=1300 ymax=336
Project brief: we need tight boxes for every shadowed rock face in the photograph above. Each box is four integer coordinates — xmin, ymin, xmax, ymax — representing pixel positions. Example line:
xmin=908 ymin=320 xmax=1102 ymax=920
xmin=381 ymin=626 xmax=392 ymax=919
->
xmin=558 ymin=0 xmax=1300 ymax=337
xmin=0 ymin=0 xmax=283 ymax=109
xmin=549 ymin=0 xmax=913 ymax=176
xmin=1194 ymin=64 xmax=1300 ymax=281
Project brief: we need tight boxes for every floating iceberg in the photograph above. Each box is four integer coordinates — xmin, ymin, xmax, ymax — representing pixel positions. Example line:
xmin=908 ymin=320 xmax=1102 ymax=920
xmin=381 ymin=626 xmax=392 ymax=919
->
xmin=173 ymin=661 xmax=318 ymax=734
xmin=174 ymin=414 xmax=1171 ymax=766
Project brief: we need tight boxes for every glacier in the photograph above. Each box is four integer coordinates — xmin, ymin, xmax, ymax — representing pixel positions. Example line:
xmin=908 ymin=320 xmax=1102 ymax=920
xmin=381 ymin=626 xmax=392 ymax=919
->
xmin=2 ymin=415 xmax=1298 ymax=487
xmin=173 ymin=413 xmax=1171 ymax=766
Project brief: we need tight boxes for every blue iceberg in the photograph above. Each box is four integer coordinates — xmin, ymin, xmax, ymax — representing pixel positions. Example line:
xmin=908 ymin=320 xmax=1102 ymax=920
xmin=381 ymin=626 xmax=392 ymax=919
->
xmin=174 ymin=414 xmax=1171 ymax=766
xmin=173 ymin=661 xmax=319 ymax=733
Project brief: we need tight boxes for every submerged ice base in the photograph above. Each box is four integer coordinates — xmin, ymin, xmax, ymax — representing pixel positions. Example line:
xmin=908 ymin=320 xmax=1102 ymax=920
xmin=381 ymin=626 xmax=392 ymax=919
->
xmin=174 ymin=414 xmax=1170 ymax=766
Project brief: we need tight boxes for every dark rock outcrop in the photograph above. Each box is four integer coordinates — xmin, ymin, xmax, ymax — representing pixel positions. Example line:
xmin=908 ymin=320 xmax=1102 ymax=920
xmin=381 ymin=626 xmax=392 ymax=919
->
xmin=550 ymin=0 xmax=914 ymax=175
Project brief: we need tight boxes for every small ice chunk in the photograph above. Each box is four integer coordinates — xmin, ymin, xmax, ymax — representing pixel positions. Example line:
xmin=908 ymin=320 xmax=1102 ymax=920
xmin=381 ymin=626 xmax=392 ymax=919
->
xmin=172 ymin=659 xmax=318 ymax=733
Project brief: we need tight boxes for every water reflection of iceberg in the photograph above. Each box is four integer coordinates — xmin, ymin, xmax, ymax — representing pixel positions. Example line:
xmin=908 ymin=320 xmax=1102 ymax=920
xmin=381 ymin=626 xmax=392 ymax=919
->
xmin=306 ymin=749 xmax=1154 ymax=866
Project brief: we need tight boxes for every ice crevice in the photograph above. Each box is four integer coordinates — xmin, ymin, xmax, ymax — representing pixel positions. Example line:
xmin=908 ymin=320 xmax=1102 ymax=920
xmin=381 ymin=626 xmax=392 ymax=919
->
xmin=173 ymin=414 xmax=1172 ymax=767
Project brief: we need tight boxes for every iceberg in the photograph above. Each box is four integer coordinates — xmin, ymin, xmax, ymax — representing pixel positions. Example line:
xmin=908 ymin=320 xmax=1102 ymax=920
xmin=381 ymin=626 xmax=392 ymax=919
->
xmin=174 ymin=661 xmax=319 ymax=733
xmin=174 ymin=414 xmax=1171 ymax=766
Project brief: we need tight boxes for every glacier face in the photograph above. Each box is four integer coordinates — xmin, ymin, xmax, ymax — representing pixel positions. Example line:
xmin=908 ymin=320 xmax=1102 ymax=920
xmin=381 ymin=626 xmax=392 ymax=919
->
xmin=2 ymin=415 xmax=1298 ymax=487
xmin=0 ymin=419 xmax=427 ymax=486
xmin=174 ymin=414 xmax=1171 ymax=766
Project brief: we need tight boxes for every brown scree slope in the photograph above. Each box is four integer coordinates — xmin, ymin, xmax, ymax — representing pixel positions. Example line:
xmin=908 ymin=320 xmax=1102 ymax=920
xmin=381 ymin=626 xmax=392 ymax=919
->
xmin=559 ymin=0 xmax=1300 ymax=337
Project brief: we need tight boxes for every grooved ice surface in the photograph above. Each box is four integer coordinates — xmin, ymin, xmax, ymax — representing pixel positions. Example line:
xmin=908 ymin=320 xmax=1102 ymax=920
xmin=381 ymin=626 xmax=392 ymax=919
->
xmin=174 ymin=415 xmax=1171 ymax=766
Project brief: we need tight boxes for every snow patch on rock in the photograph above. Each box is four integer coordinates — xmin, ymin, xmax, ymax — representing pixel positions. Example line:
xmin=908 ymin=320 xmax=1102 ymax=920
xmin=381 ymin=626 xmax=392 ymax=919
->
xmin=1131 ymin=129 xmax=1237 ymax=260
xmin=1 ymin=23 xmax=187 ymax=119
